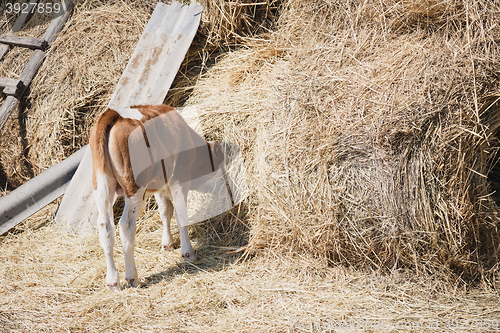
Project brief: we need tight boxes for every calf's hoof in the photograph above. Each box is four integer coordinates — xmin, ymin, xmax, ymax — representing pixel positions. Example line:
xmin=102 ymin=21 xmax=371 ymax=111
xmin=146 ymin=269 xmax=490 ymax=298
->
xmin=162 ymin=244 xmax=173 ymax=252
xmin=108 ymin=282 xmax=120 ymax=292
xmin=127 ymin=278 xmax=139 ymax=288
xmin=181 ymin=252 xmax=196 ymax=262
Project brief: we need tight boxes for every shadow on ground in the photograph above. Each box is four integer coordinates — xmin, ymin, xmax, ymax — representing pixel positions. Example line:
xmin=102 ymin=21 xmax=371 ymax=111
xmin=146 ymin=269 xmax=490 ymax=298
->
xmin=140 ymin=202 xmax=250 ymax=288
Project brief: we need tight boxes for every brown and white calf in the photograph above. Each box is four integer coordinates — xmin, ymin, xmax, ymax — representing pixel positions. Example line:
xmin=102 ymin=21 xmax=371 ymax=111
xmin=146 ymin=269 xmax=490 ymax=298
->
xmin=90 ymin=104 xmax=224 ymax=290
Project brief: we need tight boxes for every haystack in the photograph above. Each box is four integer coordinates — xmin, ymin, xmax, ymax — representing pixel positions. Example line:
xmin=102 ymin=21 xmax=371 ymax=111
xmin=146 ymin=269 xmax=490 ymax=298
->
xmin=187 ymin=0 xmax=500 ymax=281
xmin=1 ymin=0 xmax=500 ymax=283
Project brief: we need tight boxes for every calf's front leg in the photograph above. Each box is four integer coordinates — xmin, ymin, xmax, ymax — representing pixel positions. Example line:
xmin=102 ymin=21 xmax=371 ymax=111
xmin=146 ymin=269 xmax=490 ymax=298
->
xmin=155 ymin=190 xmax=174 ymax=251
xmin=170 ymin=185 xmax=196 ymax=261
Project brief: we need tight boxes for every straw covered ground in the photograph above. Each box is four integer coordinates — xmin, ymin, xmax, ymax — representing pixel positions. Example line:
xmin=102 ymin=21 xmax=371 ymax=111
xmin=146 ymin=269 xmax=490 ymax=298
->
xmin=1 ymin=0 xmax=500 ymax=331
xmin=2 ymin=221 xmax=500 ymax=332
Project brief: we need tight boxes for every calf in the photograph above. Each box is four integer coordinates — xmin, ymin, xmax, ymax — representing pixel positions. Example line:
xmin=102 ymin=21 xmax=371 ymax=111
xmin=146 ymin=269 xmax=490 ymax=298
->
xmin=90 ymin=104 xmax=224 ymax=290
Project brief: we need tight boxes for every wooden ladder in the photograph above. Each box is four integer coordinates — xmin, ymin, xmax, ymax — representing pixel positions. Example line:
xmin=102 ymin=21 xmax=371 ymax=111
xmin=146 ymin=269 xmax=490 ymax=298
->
xmin=0 ymin=0 xmax=75 ymax=130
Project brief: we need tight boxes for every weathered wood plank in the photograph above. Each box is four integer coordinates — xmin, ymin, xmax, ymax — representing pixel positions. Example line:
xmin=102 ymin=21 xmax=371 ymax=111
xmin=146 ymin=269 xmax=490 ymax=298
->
xmin=109 ymin=2 xmax=202 ymax=108
xmin=10 ymin=1 xmax=40 ymax=33
xmin=0 ymin=44 xmax=10 ymax=63
xmin=0 ymin=49 xmax=44 ymax=125
xmin=18 ymin=49 xmax=46 ymax=86
xmin=0 ymin=78 xmax=23 ymax=89
xmin=2 ymin=86 xmax=21 ymax=97
xmin=43 ymin=0 xmax=76 ymax=44
xmin=0 ymin=35 xmax=48 ymax=50
xmin=3 ymin=49 xmax=45 ymax=97
xmin=0 ymin=96 xmax=20 ymax=129
xmin=0 ymin=146 xmax=87 ymax=236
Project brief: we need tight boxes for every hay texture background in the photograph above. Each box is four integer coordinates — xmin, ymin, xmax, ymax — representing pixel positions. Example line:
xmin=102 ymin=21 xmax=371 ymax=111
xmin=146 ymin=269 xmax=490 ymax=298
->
xmin=0 ymin=0 xmax=499 ymax=301
xmin=1 ymin=0 xmax=500 ymax=331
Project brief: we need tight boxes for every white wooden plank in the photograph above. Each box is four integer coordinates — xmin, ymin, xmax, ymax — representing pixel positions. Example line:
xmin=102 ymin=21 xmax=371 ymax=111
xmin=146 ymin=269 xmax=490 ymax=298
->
xmin=107 ymin=3 xmax=170 ymax=108
xmin=53 ymin=146 xmax=99 ymax=235
xmin=137 ymin=3 xmax=202 ymax=105
xmin=108 ymin=2 xmax=202 ymax=109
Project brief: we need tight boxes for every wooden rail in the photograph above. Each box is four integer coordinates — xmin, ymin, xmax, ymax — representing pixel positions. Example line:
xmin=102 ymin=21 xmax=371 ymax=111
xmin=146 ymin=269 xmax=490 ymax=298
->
xmin=0 ymin=35 xmax=48 ymax=50
xmin=0 ymin=147 xmax=86 ymax=236
xmin=0 ymin=1 xmax=38 ymax=63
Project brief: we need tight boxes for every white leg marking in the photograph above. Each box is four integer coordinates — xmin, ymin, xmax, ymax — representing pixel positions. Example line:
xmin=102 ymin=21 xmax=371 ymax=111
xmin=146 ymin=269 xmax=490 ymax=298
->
xmin=119 ymin=189 xmax=145 ymax=288
xmin=171 ymin=185 xmax=195 ymax=261
xmin=155 ymin=191 xmax=174 ymax=251
xmin=95 ymin=173 xmax=119 ymax=291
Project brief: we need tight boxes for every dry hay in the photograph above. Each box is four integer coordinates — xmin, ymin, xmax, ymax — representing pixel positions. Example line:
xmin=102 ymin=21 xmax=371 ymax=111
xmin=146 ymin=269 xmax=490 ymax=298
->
xmin=0 ymin=0 xmax=499 ymax=307
xmin=0 ymin=0 xmax=500 ymax=331
xmin=188 ymin=0 xmax=500 ymax=282
xmin=196 ymin=0 xmax=277 ymax=46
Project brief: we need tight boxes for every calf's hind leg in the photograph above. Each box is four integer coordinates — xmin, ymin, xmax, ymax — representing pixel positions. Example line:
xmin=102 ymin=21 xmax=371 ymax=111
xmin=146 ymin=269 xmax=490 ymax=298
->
xmin=95 ymin=173 xmax=120 ymax=291
xmin=170 ymin=185 xmax=196 ymax=261
xmin=119 ymin=189 xmax=145 ymax=288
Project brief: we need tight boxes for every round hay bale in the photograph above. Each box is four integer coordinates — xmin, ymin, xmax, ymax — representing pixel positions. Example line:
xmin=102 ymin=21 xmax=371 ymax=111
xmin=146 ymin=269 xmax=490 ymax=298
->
xmin=187 ymin=0 xmax=500 ymax=280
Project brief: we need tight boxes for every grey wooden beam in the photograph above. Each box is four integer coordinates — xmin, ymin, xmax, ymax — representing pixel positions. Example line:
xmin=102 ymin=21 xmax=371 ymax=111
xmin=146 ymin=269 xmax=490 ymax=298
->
xmin=0 ymin=146 xmax=86 ymax=236
xmin=0 ymin=35 xmax=48 ymax=50
xmin=43 ymin=0 xmax=76 ymax=44
xmin=0 ymin=78 xmax=23 ymax=90
xmin=0 ymin=95 xmax=21 ymax=127
xmin=0 ymin=49 xmax=45 ymax=124
xmin=10 ymin=1 xmax=40 ymax=33
xmin=13 ymin=49 xmax=45 ymax=90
